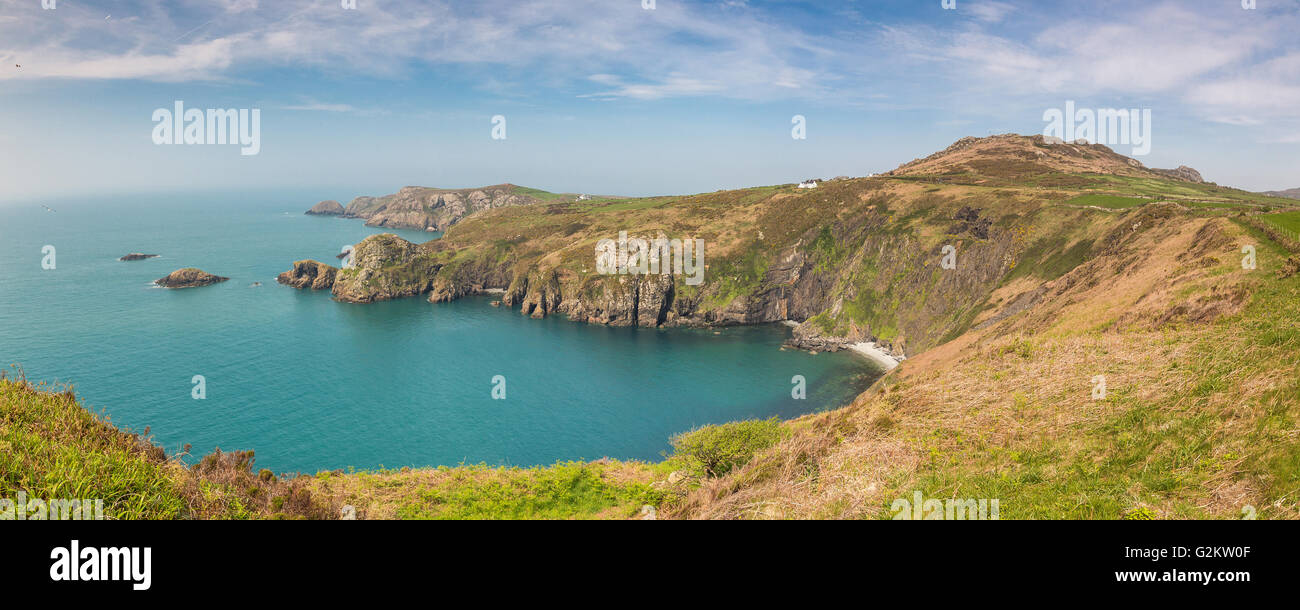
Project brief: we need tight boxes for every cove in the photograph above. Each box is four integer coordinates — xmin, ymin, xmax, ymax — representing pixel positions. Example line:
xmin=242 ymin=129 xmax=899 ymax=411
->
xmin=0 ymin=191 xmax=883 ymax=474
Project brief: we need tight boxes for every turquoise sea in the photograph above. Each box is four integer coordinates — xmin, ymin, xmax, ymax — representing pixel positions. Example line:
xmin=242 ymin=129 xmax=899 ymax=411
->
xmin=0 ymin=192 xmax=881 ymax=474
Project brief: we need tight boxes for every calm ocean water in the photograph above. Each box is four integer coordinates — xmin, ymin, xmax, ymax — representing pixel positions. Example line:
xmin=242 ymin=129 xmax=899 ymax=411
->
xmin=0 ymin=192 xmax=880 ymax=474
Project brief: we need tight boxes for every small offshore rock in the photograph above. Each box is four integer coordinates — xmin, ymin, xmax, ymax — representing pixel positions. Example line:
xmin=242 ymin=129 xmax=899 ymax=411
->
xmin=155 ymin=268 xmax=229 ymax=289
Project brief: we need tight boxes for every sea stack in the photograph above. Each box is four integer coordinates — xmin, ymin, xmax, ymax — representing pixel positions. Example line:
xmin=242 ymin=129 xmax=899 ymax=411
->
xmin=119 ymin=253 xmax=160 ymax=261
xmin=155 ymin=268 xmax=229 ymax=289
xmin=306 ymin=200 xmax=345 ymax=215
xmin=276 ymin=260 xmax=339 ymax=290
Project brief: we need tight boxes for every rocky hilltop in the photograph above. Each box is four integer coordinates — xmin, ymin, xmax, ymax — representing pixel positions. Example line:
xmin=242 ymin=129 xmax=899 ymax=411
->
xmin=1149 ymin=165 xmax=1204 ymax=183
xmin=322 ymin=184 xmax=566 ymax=232
xmin=306 ymin=200 xmax=345 ymax=215
xmin=155 ymin=268 xmax=228 ymax=289
xmin=887 ymin=134 xmax=1205 ymax=184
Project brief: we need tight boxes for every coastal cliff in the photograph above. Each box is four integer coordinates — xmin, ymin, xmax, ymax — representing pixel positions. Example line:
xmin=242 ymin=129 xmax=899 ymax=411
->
xmin=276 ymin=260 xmax=339 ymax=290
xmin=281 ymin=135 xmax=1279 ymax=358
xmin=19 ymin=133 xmax=1300 ymax=520
xmin=323 ymin=184 xmax=568 ymax=232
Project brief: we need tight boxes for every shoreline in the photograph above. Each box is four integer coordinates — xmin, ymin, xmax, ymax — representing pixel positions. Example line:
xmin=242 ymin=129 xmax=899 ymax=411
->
xmin=847 ymin=342 xmax=902 ymax=371
xmin=779 ymin=320 xmax=901 ymax=370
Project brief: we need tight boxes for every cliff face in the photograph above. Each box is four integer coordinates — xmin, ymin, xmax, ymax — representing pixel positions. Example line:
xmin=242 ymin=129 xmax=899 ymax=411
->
xmin=283 ymin=135 xmax=1280 ymax=358
xmin=308 ymin=192 xmax=1020 ymax=357
xmin=331 ymin=234 xmax=441 ymax=303
xmin=276 ymin=260 xmax=339 ymax=290
xmin=338 ymin=184 xmax=553 ymax=231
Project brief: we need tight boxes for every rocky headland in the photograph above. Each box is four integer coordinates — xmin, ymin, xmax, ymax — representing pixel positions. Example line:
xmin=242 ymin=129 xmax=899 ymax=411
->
xmin=305 ymin=200 xmax=345 ymax=215
xmin=314 ymin=184 xmax=565 ymax=232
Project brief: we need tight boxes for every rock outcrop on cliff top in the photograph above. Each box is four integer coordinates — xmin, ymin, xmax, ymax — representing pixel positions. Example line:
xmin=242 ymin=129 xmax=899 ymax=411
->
xmin=1149 ymin=165 xmax=1205 ymax=183
xmin=276 ymin=260 xmax=339 ymax=290
xmin=155 ymin=268 xmax=228 ymax=289
xmin=327 ymin=184 xmax=559 ymax=232
xmin=887 ymin=134 xmax=1205 ymax=185
xmin=306 ymin=200 xmax=345 ymax=215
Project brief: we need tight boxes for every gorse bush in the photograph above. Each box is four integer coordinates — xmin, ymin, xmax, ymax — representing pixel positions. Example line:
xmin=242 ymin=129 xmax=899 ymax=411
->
xmin=1123 ymin=507 xmax=1158 ymax=520
xmin=670 ymin=418 xmax=786 ymax=477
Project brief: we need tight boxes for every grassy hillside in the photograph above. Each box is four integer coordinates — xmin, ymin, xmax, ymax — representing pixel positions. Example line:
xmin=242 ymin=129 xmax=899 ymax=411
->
xmin=325 ymin=135 xmax=1297 ymax=358
xmin=673 ymin=210 xmax=1300 ymax=519
xmin=12 ymin=134 xmax=1300 ymax=519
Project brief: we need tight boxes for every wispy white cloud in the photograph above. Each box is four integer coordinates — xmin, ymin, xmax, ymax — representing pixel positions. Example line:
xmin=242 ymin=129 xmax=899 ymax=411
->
xmin=0 ymin=0 xmax=1296 ymax=128
xmin=876 ymin=0 xmax=1300 ymax=135
xmin=966 ymin=1 xmax=1015 ymax=24
xmin=9 ymin=37 xmax=242 ymax=81
xmin=280 ymin=101 xmax=356 ymax=113
xmin=0 ymin=0 xmax=847 ymax=102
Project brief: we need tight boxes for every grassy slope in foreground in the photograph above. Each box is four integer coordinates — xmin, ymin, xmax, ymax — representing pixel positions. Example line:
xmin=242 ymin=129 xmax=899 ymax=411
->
xmin=673 ymin=212 xmax=1300 ymax=519
xmin=0 ymin=377 xmax=335 ymax=519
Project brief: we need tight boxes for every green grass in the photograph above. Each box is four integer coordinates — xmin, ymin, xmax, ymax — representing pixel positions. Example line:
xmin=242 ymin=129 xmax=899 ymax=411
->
xmin=0 ymin=379 xmax=187 ymax=519
xmin=1063 ymin=193 xmax=1150 ymax=209
xmin=575 ymin=196 xmax=676 ymax=213
xmin=670 ymin=418 xmax=786 ymax=477
xmin=702 ymin=244 xmax=771 ymax=309
xmin=1261 ymin=211 xmax=1300 ymax=233
xmin=1006 ymin=234 xmax=1094 ymax=282
xmin=368 ymin=463 xmax=666 ymax=520
xmin=890 ymin=220 xmax=1300 ymax=519
xmin=508 ymin=186 xmax=570 ymax=201
xmin=1 ymin=377 xmax=341 ymax=520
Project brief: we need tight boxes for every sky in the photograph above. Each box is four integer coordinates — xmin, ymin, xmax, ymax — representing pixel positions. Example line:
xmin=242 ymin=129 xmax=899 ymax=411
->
xmin=0 ymin=0 xmax=1298 ymax=203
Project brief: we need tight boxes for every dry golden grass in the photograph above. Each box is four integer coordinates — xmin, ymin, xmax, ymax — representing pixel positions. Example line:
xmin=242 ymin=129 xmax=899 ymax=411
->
xmin=891 ymin=134 xmax=1158 ymax=181
xmin=667 ymin=206 xmax=1293 ymax=520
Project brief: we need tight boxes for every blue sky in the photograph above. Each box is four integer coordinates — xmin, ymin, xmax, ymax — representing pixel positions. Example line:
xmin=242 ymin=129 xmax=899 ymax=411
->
xmin=1 ymin=0 xmax=1298 ymax=203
